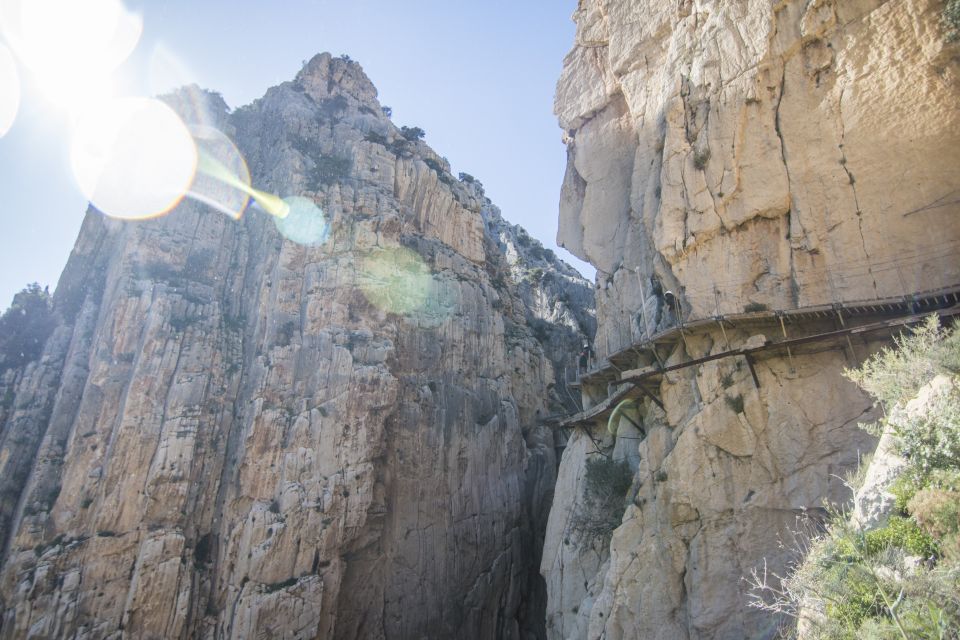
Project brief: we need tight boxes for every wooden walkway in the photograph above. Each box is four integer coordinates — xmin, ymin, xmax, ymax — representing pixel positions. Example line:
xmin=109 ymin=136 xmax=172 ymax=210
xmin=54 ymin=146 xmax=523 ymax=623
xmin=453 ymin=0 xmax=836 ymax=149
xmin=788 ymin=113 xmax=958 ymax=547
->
xmin=559 ymin=285 xmax=960 ymax=430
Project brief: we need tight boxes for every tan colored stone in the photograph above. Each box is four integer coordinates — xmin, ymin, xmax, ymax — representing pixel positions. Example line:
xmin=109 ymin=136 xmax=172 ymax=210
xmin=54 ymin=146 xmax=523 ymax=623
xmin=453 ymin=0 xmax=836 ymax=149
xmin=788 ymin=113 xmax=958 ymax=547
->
xmin=0 ymin=55 xmax=591 ymax=640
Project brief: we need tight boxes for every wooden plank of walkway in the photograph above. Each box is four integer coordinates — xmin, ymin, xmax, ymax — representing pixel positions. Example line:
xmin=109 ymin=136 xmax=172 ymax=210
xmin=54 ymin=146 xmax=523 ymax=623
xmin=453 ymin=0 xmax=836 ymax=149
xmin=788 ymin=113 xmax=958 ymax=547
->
xmin=576 ymin=284 xmax=960 ymax=388
xmin=558 ymin=302 xmax=960 ymax=430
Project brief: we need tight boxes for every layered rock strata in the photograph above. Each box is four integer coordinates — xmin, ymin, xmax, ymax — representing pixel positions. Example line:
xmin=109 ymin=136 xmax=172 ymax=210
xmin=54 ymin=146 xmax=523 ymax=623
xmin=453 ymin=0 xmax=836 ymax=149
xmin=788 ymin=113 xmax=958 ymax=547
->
xmin=0 ymin=54 xmax=592 ymax=639
xmin=544 ymin=1 xmax=960 ymax=638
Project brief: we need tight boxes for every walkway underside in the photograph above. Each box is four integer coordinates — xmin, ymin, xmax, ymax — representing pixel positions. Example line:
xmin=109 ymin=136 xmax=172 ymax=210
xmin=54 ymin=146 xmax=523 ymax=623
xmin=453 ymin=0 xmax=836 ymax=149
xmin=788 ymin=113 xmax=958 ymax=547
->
xmin=560 ymin=285 xmax=960 ymax=430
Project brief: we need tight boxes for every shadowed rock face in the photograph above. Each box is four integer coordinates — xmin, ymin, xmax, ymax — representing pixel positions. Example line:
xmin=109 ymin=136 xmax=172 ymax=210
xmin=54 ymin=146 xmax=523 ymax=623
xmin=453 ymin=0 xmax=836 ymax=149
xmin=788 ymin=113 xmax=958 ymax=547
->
xmin=0 ymin=53 xmax=592 ymax=640
xmin=544 ymin=1 xmax=959 ymax=638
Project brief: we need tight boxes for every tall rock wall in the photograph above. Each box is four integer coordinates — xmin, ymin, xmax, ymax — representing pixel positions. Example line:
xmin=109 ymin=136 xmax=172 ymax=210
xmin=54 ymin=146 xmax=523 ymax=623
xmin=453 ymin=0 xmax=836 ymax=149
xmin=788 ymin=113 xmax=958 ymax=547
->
xmin=557 ymin=0 xmax=959 ymax=358
xmin=544 ymin=1 xmax=960 ymax=638
xmin=0 ymin=54 xmax=592 ymax=639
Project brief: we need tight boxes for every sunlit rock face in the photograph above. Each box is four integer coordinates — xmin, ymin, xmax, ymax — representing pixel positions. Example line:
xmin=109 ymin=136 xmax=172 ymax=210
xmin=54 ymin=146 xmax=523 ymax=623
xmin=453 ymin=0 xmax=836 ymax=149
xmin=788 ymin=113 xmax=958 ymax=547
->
xmin=545 ymin=1 xmax=960 ymax=638
xmin=0 ymin=53 xmax=592 ymax=639
xmin=557 ymin=0 xmax=960 ymax=356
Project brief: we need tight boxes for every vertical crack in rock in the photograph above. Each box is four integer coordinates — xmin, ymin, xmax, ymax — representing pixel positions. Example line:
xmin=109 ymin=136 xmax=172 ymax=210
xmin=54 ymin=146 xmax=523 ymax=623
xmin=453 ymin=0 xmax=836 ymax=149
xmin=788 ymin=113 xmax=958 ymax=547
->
xmin=0 ymin=54 xmax=594 ymax=639
xmin=837 ymin=88 xmax=877 ymax=297
xmin=547 ymin=1 xmax=960 ymax=638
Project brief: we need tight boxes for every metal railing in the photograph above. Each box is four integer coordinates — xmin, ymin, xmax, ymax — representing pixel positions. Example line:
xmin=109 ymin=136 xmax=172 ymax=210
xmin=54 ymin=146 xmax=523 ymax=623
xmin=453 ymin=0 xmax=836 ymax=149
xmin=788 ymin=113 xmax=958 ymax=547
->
xmin=591 ymin=244 xmax=959 ymax=362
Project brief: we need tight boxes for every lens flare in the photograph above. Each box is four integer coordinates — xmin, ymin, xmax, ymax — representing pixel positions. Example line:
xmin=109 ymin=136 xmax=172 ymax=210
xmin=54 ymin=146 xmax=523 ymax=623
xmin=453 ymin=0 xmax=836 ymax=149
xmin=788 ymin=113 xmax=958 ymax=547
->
xmin=273 ymin=197 xmax=329 ymax=245
xmin=0 ymin=0 xmax=142 ymax=107
xmin=358 ymin=247 xmax=439 ymax=318
xmin=189 ymin=126 xmax=251 ymax=219
xmin=71 ymin=97 xmax=198 ymax=219
xmin=0 ymin=42 xmax=19 ymax=137
xmin=195 ymin=148 xmax=289 ymax=219
xmin=250 ymin=190 xmax=290 ymax=219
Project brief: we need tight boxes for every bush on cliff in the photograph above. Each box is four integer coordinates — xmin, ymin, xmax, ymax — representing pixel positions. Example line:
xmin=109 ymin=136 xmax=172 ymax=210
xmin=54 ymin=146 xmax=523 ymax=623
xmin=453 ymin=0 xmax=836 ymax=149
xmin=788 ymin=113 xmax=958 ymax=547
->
xmin=568 ymin=455 xmax=633 ymax=546
xmin=0 ymin=283 xmax=55 ymax=373
xmin=944 ymin=0 xmax=960 ymax=42
xmin=749 ymin=317 xmax=960 ymax=639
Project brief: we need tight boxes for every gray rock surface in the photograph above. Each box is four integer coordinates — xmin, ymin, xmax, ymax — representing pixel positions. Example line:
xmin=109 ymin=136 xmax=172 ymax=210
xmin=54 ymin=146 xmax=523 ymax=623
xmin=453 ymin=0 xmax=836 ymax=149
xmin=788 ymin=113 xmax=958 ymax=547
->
xmin=0 ymin=53 xmax=592 ymax=639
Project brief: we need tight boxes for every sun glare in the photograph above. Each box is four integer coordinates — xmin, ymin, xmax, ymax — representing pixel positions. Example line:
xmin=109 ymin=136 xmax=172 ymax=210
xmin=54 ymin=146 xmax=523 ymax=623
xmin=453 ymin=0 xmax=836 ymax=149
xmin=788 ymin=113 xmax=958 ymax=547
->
xmin=273 ymin=197 xmax=329 ymax=245
xmin=1 ymin=0 xmax=294 ymax=226
xmin=191 ymin=126 xmax=252 ymax=220
xmin=0 ymin=42 xmax=19 ymax=137
xmin=0 ymin=0 xmax=142 ymax=108
xmin=358 ymin=247 xmax=438 ymax=318
xmin=70 ymin=97 xmax=198 ymax=219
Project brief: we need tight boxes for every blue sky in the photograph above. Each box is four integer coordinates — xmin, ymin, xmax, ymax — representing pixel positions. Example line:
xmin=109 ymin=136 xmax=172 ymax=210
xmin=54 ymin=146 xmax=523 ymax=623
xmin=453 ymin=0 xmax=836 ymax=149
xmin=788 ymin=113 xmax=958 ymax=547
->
xmin=0 ymin=0 xmax=593 ymax=308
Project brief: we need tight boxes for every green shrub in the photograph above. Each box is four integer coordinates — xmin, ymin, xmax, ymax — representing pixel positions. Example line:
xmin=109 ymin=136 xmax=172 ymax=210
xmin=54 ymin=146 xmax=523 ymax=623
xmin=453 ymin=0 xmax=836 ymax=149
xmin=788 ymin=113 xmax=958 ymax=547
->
xmin=693 ymin=148 xmax=711 ymax=170
xmin=264 ymin=577 xmax=297 ymax=593
xmin=0 ymin=283 xmax=55 ymax=372
xmin=568 ymin=456 xmax=633 ymax=545
xmin=388 ymin=138 xmax=413 ymax=157
xmin=895 ymin=383 xmax=960 ymax=478
xmin=423 ymin=157 xmax=444 ymax=174
xmin=276 ymin=322 xmax=296 ymax=348
xmin=864 ymin=516 xmax=938 ymax=558
xmin=169 ymin=315 xmax=195 ymax=333
xmin=364 ymin=131 xmax=387 ymax=145
xmin=821 ymin=562 xmax=888 ymax=630
xmin=33 ymin=534 xmax=65 ymax=556
xmin=400 ymin=126 xmax=425 ymax=141
xmin=944 ymin=0 xmax=960 ymax=42
xmin=889 ymin=474 xmax=923 ymax=515
xmin=750 ymin=319 xmax=960 ymax=638
xmin=319 ymin=95 xmax=348 ymax=118
xmin=844 ymin=452 xmax=875 ymax=493
xmin=308 ymin=155 xmax=351 ymax=190
xmin=528 ymin=318 xmax=551 ymax=344
xmin=909 ymin=488 xmax=960 ymax=560
xmin=725 ymin=394 xmax=745 ymax=414
xmin=845 ymin=316 xmax=957 ymax=411
xmin=184 ymin=250 xmax=214 ymax=278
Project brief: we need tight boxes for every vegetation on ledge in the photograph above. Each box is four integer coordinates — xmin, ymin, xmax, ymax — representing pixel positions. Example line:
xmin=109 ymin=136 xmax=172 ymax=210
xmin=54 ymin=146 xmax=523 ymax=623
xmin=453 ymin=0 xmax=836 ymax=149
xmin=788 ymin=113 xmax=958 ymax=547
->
xmin=750 ymin=317 xmax=960 ymax=639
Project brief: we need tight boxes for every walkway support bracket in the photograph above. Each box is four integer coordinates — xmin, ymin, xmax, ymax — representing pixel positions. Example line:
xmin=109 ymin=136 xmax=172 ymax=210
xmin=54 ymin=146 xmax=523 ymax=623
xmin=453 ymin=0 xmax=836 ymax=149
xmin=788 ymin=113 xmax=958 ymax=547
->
xmin=633 ymin=383 xmax=665 ymax=411
xmin=743 ymin=354 xmax=761 ymax=389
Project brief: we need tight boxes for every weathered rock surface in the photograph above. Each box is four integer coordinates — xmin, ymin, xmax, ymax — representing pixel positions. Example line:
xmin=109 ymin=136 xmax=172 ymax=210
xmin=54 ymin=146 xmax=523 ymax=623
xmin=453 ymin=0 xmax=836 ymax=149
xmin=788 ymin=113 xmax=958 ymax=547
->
xmin=544 ymin=1 xmax=960 ymax=638
xmin=853 ymin=374 xmax=956 ymax=531
xmin=557 ymin=0 xmax=960 ymax=358
xmin=0 ymin=54 xmax=592 ymax=639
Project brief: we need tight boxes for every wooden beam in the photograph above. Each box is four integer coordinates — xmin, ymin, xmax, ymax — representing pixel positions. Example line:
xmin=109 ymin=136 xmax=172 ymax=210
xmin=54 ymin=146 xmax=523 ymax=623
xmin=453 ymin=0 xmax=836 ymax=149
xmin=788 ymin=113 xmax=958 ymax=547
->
xmin=633 ymin=383 xmax=665 ymax=410
xmin=743 ymin=354 xmax=761 ymax=388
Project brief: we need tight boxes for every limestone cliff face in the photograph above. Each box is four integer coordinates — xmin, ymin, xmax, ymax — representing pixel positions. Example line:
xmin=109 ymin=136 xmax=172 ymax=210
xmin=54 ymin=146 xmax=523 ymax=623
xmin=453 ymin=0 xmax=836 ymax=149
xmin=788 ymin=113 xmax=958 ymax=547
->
xmin=557 ymin=0 xmax=959 ymax=357
xmin=544 ymin=1 xmax=960 ymax=638
xmin=0 ymin=54 xmax=592 ymax=639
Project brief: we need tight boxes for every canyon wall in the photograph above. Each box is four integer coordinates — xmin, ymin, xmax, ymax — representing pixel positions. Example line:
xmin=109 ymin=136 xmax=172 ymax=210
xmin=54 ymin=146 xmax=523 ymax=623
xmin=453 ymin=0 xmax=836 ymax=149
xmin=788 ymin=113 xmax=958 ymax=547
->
xmin=0 ymin=54 xmax=592 ymax=639
xmin=544 ymin=1 xmax=960 ymax=638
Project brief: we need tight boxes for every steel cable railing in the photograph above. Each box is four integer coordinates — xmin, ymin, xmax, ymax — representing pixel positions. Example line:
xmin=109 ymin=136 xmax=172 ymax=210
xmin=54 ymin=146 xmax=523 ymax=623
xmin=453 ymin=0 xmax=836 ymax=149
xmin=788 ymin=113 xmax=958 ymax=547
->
xmin=590 ymin=243 xmax=960 ymax=362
